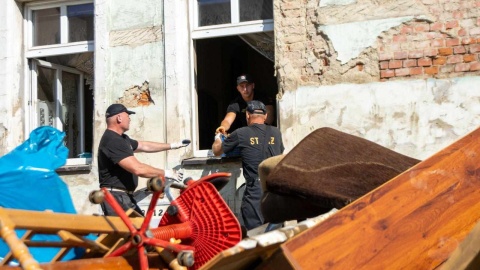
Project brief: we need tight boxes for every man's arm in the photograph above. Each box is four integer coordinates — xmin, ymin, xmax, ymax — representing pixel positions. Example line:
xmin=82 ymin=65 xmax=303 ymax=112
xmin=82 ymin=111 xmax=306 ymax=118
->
xmin=211 ymin=134 xmax=224 ymax=156
xmin=265 ymin=105 xmax=274 ymax=125
xmin=136 ymin=140 xmax=188 ymax=152
xmin=216 ymin=112 xmax=237 ymax=134
xmin=118 ymin=155 xmax=169 ymax=178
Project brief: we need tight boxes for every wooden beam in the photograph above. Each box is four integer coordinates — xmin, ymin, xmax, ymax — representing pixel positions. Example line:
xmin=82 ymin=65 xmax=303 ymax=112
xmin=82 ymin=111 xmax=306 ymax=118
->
xmin=1 ymin=209 xmax=143 ymax=235
xmin=280 ymin=127 xmax=480 ymax=269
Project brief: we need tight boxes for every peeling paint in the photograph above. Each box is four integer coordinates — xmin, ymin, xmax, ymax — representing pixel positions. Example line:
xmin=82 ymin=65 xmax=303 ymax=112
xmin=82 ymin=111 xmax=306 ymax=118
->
xmin=318 ymin=16 xmax=415 ymax=64
xmin=116 ymin=80 xmax=155 ymax=107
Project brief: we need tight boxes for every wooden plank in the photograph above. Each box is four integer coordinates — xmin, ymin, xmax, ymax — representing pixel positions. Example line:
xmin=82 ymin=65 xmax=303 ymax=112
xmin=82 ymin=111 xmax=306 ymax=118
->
xmin=281 ymin=127 xmax=480 ymax=269
xmin=1 ymin=208 xmax=143 ymax=235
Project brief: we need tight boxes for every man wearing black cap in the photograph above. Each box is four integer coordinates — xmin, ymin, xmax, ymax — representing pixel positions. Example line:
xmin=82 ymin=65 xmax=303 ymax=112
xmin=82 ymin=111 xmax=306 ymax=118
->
xmin=98 ymin=103 xmax=190 ymax=216
xmin=212 ymin=100 xmax=284 ymax=231
xmin=215 ymin=74 xmax=274 ymax=135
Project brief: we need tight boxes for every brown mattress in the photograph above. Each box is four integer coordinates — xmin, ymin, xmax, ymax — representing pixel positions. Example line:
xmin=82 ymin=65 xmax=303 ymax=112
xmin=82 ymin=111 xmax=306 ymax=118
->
xmin=265 ymin=127 xmax=420 ymax=210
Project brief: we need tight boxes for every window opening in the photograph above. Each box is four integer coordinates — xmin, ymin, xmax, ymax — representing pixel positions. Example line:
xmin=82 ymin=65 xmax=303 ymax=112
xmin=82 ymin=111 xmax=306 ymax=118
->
xmin=26 ymin=1 xmax=94 ymax=164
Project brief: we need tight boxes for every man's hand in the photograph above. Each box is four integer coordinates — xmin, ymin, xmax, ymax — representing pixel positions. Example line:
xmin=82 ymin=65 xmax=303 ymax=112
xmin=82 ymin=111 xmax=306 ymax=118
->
xmin=215 ymin=126 xmax=226 ymax=135
xmin=164 ymin=169 xmax=183 ymax=182
xmin=170 ymin=139 xmax=191 ymax=149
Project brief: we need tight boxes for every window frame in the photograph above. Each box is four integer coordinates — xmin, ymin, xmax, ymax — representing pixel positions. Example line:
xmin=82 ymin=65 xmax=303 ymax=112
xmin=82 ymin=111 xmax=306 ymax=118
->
xmin=25 ymin=0 xmax=94 ymax=58
xmin=189 ymin=0 xmax=274 ymax=157
xmin=191 ymin=0 xmax=273 ymax=39
xmin=23 ymin=0 xmax=94 ymax=166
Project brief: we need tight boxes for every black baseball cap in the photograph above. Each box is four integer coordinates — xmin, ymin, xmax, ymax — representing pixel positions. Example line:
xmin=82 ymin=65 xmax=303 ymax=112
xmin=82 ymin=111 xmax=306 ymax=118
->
xmin=237 ymin=74 xmax=253 ymax=85
xmin=105 ymin=104 xmax=135 ymax=118
xmin=246 ymin=100 xmax=267 ymax=115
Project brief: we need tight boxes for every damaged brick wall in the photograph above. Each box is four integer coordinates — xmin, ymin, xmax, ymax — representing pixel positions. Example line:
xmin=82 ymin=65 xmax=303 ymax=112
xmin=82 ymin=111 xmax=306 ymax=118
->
xmin=378 ymin=1 xmax=480 ymax=80
xmin=116 ymin=81 xmax=155 ymax=107
xmin=275 ymin=0 xmax=480 ymax=94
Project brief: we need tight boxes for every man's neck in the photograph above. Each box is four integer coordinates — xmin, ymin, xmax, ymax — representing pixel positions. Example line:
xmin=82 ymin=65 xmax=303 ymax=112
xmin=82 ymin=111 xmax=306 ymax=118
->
xmin=107 ymin=126 xmax=124 ymax=135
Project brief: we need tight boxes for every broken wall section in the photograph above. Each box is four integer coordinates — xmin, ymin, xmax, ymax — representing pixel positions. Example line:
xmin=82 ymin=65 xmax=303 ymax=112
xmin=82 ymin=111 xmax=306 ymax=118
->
xmin=275 ymin=0 xmax=480 ymax=93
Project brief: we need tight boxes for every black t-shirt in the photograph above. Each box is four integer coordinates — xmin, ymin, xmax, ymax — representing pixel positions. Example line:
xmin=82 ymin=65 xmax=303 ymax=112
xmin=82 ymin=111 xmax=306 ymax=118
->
xmin=223 ymin=124 xmax=284 ymax=181
xmin=226 ymin=93 xmax=274 ymax=133
xmin=98 ymin=129 xmax=139 ymax=191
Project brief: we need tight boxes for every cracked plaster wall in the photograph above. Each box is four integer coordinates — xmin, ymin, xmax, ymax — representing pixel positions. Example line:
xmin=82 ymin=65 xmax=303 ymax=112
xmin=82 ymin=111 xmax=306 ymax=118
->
xmin=0 ymin=1 xmax=25 ymax=156
xmin=275 ymin=0 xmax=480 ymax=159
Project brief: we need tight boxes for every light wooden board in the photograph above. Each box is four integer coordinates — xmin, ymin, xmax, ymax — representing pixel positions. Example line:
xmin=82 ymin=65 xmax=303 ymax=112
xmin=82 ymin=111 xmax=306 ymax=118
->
xmin=280 ymin=127 xmax=480 ymax=269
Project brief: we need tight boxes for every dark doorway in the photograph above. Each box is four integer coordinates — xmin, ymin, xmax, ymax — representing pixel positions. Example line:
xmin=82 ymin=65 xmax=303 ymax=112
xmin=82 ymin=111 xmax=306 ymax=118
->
xmin=196 ymin=34 xmax=277 ymax=149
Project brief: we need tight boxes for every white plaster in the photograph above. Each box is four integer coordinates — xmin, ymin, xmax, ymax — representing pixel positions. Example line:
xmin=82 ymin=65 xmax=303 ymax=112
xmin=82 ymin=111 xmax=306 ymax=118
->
xmin=0 ymin=1 xmax=25 ymax=155
xmin=318 ymin=17 xmax=414 ymax=64
xmin=320 ymin=0 xmax=356 ymax=8
xmin=279 ymin=77 xmax=480 ymax=160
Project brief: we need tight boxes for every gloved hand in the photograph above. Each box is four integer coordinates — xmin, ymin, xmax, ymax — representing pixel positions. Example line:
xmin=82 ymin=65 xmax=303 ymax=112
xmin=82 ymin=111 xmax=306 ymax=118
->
xmin=215 ymin=126 xmax=226 ymax=135
xmin=170 ymin=139 xmax=191 ymax=149
xmin=164 ymin=169 xmax=183 ymax=182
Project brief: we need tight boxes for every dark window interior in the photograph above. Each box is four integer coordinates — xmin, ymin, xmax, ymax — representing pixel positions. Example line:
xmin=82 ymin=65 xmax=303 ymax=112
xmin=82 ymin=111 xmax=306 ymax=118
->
xmin=196 ymin=35 xmax=277 ymax=149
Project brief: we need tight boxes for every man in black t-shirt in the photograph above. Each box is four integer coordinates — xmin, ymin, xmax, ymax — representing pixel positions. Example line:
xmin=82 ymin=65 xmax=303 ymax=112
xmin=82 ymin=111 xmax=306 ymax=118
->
xmin=212 ymin=100 xmax=284 ymax=230
xmin=215 ymin=74 xmax=275 ymax=135
xmin=98 ymin=104 xmax=190 ymax=216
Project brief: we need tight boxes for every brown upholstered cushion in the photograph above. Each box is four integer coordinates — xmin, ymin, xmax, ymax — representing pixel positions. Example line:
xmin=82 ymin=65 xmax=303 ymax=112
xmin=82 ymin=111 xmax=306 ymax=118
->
xmin=266 ymin=127 xmax=420 ymax=209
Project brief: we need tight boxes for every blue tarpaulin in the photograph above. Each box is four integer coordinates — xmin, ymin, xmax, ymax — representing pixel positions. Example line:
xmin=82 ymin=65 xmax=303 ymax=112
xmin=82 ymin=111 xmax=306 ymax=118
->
xmin=0 ymin=126 xmax=82 ymax=263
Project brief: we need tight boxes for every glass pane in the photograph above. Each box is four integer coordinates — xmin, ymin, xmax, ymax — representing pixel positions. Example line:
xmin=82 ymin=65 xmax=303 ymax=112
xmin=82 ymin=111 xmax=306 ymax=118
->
xmin=37 ymin=66 xmax=55 ymax=127
xmin=240 ymin=0 xmax=273 ymax=22
xmin=68 ymin=3 xmax=94 ymax=42
xmin=62 ymin=71 xmax=80 ymax=158
xmin=33 ymin=8 xmax=60 ymax=46
xmin=198 ymin=0 xmax=231 ymax=27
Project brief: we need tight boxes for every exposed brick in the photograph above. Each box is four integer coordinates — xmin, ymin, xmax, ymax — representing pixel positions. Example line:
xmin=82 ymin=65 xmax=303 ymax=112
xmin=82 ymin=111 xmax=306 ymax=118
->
xmin=378 ymin=52 xmax=392 ymax=61
xmin=446 ymin=20 xmax=459 ymax=29
xmin=431 ymin=39 xmax=445 ymax=47
xmin=401 ymin=26 xmax=413 ymax=34
xmin=424 ymin=48 xmax=439 ymax=57
xmin=418 ymin=58 xmax=432 ymax=66
xmin=410 ymin=67 xmax=423 ymax=75
xmin=439 ymin=48 xmax=454 ymax=56
xmin=471 ymin=27 xmax=480 ymax=36
xmin=389 ymin=60 xmax=403 ymax=69
xmin=462 ymin=37 xmax=477 ymax=45
xmin=394 ymin=51 xmax=408 ymax=59
xmin=434 ymin=56 xmax=447 ymax=65
xmin=455 ymin=63 xmax=470 ymax=72
xmin=454 ymin=46 xmax=467 ymax=54
xmin=471 ymin=61 xmax=480 ymax=71
xmin=414 ymin=23 xmax=430 ymax=32
xmin=381 ymin=70 xmax=395 ymax=78
xmin=470 ymin=44 xmax=480 ymax=53
xmin=395 ymin=68 xmax=410 ymax=77
xmin=393 ymin=35 xmax=407 ymax=42
xmin=425 ymin=32 xmax=438 ymax=40
xmin=425 ymin=66 xmax=439 ymax=74
xmin=430 ymin=22 xmax=443 ymax=31
xmin=452 ymin=11 xmax=464 ymax=19
xmin=446 ymin=38 xmax=460 ymax=47
xmin=380 ymin=61 xmax=390 ymax=69
xmin=440 ymin=65 xmax=455 ymax=73
xmin=464 ymin=54 xmax=477 ymax=62
xmin=447 ymin=55 xmax=463 ymax=64
xmin=404 ymin=59 xmax=417 ymax=67
xmin=409 ymin=50 xmax=424 ymax=58
xmin=458 ymin=28 xmax=468 ymax=36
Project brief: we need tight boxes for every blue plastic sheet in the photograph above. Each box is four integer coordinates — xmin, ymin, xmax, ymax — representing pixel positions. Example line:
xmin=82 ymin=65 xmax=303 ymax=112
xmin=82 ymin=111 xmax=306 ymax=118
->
xmin=0 ymin=126 xmax=81 ymax=263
